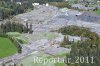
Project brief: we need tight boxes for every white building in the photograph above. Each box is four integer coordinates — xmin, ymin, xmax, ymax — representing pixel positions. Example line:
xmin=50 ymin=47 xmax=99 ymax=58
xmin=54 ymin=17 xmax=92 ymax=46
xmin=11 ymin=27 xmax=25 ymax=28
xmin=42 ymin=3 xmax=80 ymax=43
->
xmin=16 ymin=2 xmax=22 ymax=5
xmin=97 ymin=1 xmax=100 ymax=2
xmin=32 ymin=3 xmax=39 ymax=6
xmin=65 ymin=0 xmax=68 ymax=1
xmin=46 ymin=3 xmax=49 ymax=6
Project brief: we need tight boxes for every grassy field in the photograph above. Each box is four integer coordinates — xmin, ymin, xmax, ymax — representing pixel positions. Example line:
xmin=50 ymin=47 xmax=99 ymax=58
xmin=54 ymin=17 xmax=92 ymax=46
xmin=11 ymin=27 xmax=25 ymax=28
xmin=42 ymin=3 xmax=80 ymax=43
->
xmin=6 ymin=32 xmax=21 ymax=37
xmin=6 ymin=32 xmax=27 ymax=44
xmin=94 ymin=9 xmax=100 ymax=14
xmin=20 ymin=32 xmax=59 ymax=42
xmin=54 ymin=63 xmax=67 ymax=66
xmin=6 ymin=32 xmax=58 ymax=44
xmin=0 ymin=37 xmax=17 ymax=58
xmin=17 ymin=51 xmax=68 ymax=66
xmin=49 ymin=2 xmax=69 ymax=8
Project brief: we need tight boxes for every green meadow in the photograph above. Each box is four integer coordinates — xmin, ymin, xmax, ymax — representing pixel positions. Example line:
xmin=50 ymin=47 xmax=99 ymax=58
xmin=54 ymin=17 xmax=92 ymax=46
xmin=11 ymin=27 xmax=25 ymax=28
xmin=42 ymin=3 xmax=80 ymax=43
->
xmin=94 ymin=9 xmax=100 ymax=14
xmin=0 ymin=37 xmax=17 ymax=58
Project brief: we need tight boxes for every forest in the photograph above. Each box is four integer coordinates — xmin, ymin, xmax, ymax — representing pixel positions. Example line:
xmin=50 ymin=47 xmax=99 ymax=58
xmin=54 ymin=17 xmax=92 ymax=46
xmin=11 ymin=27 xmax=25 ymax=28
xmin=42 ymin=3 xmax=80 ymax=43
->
xmin=0 ymin=0 xmax=33 ymax=20
xmin=58 ymin=25 xmax=100 ymax=66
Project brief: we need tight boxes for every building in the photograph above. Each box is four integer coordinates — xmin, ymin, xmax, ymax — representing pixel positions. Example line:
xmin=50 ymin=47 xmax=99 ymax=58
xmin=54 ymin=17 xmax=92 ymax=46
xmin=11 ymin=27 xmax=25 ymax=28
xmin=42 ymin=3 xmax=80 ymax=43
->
xmin=46 ymin=3 xmax=49 ymax=6
xmin=32 ymin=3 xmax=39 ymax=6
xmin=16 ymin=2 xmax=22 ymax=5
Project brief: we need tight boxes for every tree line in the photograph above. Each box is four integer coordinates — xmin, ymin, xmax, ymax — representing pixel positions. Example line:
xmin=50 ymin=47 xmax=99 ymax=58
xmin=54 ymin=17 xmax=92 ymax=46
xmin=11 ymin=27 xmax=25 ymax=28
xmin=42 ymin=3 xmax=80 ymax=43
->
xmin=0 ymin=0 xmax=33 ymax=20
xmin=58 ymin=25 xmax=99 ymax=40
xmin=0 ymin=21 xmax=33 ymax=54
xmin=58 ymin=25 xmax=100 ymax=66
xmin=0 ymin=21 xmax=33 ymax=33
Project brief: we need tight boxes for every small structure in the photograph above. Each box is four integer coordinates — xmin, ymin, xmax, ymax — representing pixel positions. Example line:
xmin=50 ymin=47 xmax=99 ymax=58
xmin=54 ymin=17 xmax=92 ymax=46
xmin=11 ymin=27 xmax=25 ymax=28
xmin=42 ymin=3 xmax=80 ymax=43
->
xmin=97 ymin=1 xmax=100 ymax=2
xmin=32 ymin=3 xmax=39 ymax=6
xmin=65 ymin=0 xmax=68 ymax=1
xmin=46 ymin=3 xmax=49 ymax=6
xmin=11 ymin=0 xmax=13 ymax=2
xmin=16 ymin=2 xmax=22 ymax=5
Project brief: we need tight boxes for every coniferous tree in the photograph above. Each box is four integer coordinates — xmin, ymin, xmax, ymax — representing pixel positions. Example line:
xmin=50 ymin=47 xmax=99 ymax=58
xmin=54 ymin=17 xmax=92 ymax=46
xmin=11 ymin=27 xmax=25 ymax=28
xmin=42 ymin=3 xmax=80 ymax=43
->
xmin=2 ymin=63 xmax=5 ymax=66
xmin=60 ymin=36 xmax=70 ymax=47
